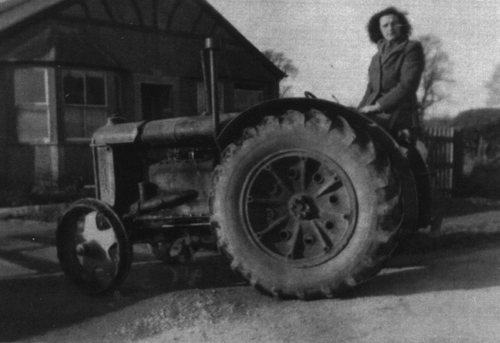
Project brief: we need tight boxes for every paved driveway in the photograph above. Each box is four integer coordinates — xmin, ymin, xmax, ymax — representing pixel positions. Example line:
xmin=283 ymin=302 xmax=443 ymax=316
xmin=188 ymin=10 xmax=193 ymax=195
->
xmin=0 ymin=220 xmax=59 ymax=279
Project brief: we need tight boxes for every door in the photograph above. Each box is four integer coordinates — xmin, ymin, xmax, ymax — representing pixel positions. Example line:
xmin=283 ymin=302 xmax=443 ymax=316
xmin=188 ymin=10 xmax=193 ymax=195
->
xmin=141 ymin=83 xmax=173 ymax=120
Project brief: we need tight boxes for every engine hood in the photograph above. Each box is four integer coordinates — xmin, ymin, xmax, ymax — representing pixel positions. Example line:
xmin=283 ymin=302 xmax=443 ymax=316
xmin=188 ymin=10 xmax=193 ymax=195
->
xmin=92 ymin=121 xmax=145 ymax=146
xmin=91 ymin=113 xmax=239 ymax=147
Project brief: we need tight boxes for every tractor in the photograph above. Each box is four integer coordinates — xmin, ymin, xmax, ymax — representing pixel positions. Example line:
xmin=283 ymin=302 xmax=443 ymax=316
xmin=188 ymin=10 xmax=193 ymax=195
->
xmin=56 ymin=38 xmax=431 ymax=299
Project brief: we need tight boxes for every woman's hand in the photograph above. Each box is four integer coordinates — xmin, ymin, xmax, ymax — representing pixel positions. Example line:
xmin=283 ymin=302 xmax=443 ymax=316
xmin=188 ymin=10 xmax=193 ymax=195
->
xmin=359 ymin=102 xmax=382 ymax=114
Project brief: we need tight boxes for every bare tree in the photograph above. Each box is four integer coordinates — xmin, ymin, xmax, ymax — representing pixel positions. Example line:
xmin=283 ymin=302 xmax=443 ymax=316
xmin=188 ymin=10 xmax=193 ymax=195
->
xmin=417 ymin=35 xmax=453 ymax=116
xmin=262 ymin=49 xmax=299 ymax=97
xmin=485 ymin=64 xmax=500 ymax=107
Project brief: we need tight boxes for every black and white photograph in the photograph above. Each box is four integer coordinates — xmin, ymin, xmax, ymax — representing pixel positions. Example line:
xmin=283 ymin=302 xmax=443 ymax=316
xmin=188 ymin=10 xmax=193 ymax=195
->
xmin=0 ymin=0 xmax=500 ymax=342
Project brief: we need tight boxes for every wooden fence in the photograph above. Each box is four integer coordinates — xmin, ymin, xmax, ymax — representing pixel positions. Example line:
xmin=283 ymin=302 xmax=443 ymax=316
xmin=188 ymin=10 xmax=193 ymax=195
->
xmin=424 ymin=127 xmax=464 ymax=193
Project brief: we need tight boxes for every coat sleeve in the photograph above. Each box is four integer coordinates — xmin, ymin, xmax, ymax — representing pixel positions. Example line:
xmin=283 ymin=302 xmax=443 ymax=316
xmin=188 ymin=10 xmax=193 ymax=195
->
xmin=358 ymin=55 xmax=376 ymax=108
xmin=377 ymin=41 xmax=425 ymax=111
xmin=358 ymin=80 xmax=372 ymax=108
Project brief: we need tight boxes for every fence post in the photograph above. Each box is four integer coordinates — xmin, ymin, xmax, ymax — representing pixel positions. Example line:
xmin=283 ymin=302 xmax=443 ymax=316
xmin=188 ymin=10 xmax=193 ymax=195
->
xmin=424 ymin=127 xmax=464 ymax=195
xmin=452 ymin=130 xmax=464 ymax=192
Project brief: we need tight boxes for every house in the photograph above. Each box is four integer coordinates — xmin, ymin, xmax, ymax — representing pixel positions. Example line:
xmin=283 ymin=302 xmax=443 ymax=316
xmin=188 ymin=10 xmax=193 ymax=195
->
xmin=0 ymin=0 xmax=284 ymax=190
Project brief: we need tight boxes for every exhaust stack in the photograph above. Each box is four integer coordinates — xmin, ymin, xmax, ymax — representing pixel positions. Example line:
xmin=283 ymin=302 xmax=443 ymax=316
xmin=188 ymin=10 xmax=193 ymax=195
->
xmin=202 ymin=37 xmax=220 ymax=140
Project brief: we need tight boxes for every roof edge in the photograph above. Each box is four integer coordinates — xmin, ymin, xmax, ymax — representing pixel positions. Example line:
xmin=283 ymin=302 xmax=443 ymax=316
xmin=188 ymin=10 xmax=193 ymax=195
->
xmin=0 ymin=0 xmax=65 ymax=32
xmin=0 ymin=0 xmax=287 ymax=79
xmin=200 ymin=0 xmax=286 ymax=80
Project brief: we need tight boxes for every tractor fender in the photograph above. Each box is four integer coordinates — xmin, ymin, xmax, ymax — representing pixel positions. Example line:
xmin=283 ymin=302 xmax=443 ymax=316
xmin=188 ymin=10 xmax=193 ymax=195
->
xmin=404 ymin=141 xmax=432 ymax=229
xmin=217 ymin=98 xmax=402 ymax=163
xmin=217 ymin=97 xmax=426 ymax=232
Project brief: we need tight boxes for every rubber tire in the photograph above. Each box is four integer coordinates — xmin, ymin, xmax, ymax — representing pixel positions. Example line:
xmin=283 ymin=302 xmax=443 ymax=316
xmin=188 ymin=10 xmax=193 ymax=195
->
xmin=211 ymin=109 xmax=402 ymax=299
xmin=56 ymin=198 xmax=132 ymax=295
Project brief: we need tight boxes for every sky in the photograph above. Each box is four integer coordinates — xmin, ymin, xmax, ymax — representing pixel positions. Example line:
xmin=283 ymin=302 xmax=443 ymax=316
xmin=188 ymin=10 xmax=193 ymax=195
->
xmin=209 ymin=0 xmax=500 ymax=117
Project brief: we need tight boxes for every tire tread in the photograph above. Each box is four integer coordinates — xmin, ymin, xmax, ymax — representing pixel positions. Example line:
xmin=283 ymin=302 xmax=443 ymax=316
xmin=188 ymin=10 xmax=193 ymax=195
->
xmin=211 ymin=109 xmax=402 ymax=299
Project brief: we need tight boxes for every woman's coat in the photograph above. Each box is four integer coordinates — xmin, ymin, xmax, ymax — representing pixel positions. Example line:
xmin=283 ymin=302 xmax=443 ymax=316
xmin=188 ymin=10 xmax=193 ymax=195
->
xmin=359 ymin=39 xmax=425 ymax=130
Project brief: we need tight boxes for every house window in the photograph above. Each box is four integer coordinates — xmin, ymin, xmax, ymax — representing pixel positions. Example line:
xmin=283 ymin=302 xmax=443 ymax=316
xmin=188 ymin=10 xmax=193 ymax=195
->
xmin=14 ymin=68 xmax=49 ymax=143
xmin=234 ymin=86 xmax=264 ymax=111
xmin=197 ymin=82 xmax=224 ymax=114
xmin=63 ymin=70 xmax=108 ymax=139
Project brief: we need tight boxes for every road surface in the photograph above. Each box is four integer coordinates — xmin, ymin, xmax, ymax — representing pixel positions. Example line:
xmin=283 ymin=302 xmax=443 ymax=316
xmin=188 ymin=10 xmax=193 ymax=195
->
xmin=1 ymin=198 xmax=500 ymax=342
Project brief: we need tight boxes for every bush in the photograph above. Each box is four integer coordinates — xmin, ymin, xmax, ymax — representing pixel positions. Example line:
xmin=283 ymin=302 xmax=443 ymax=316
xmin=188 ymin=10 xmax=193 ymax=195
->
xmin=0 ymin=188 xmax=33 ymax=207
xmin=0 ymin=176 xmax=91 ymax=208
xmin=458 ymin=161 xmax=500 ymax=198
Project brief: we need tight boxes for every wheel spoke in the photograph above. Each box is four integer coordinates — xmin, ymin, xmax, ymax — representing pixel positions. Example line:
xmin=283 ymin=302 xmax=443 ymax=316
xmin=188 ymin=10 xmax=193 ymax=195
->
xmin=284 ymin=157 xmax=308 ymax=193
xmin=265 ymin=164 xmax=293 ymax=196
xmin=312 ymin=220 xmax=333 ymax=251
xmin=256 ymin=214 xmax=290 ymax=238
xmin=313 ymin=176 xmax=342 ymax=198
xmin=299 ymin=157 xmax=307 ymax=192
xmin=282 ymin=219 xmax=301 ymax=259
xmin=81 ymin=212 xmax=118 ymax=257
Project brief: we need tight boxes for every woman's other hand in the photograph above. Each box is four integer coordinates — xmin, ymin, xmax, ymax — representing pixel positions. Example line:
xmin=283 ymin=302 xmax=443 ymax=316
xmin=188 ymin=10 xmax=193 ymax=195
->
xmin=359 ymin=102 xmax=381 ymax=114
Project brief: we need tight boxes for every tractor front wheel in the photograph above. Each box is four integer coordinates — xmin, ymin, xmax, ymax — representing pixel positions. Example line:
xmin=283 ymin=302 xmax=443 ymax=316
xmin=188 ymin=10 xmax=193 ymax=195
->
xmin=56 ymin=198 xmax=132 ymax=294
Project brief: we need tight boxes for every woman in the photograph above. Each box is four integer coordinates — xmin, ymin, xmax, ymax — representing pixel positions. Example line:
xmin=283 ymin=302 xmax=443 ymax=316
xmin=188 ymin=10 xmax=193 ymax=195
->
xmin=358 ymin=7 xmax=425 ymax=135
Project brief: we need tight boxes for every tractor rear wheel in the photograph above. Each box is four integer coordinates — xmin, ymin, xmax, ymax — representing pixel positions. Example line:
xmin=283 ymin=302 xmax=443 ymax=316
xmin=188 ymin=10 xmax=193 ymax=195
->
xmin=211 ymin=109 xmax=402 ymax=299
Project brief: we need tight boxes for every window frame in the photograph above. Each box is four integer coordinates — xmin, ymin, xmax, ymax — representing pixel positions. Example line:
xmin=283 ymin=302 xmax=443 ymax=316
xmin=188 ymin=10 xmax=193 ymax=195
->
xmin=14 ymin=67 xmax=51 ymax=144
xmin=62 ymin=69 xmax=109 ymax=142
xmin=63 ymin=70 xmax=108 ymax=107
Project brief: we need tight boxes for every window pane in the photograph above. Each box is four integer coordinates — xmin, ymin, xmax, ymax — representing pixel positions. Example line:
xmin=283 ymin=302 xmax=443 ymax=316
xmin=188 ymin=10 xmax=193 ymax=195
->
xmin=64 ymin=72 xmax=85 ymax=104
xmin=84 ymin=108 xmax=107 ymax=137
xmin=86 ymin=74 xmax=106 ymax=105
xmin=64 ymin=107 xmax=84 ymax=138
xmin=234 ymin=89 xmax=263 ymax=111
xmin=15 ymin=68 xmax=47 ymax=104
xmin=17 ymin=108 xmax=49 ymax=142
xmin=63 ymin=70 xmax=110 ymax=140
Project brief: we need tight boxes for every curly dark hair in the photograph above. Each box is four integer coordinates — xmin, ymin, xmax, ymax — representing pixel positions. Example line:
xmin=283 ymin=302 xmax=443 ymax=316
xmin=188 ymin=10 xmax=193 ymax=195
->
xmin=367 ymin=7 xmax=412 ymax=43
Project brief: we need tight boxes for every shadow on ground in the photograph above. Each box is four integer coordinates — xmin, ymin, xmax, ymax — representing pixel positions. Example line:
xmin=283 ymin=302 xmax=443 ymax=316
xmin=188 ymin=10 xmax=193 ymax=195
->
xmin=436 ymin=196 xmax=500 ymax=218
xmin=0 ymin=220 xmax=246 ymax=341
xmin=3 ymin=195 xmax=500 ymax=341
xmin=351 ymin=232 xmax=500 ymax=298
xmin=0 ymin=249 xmax=244 ymax=342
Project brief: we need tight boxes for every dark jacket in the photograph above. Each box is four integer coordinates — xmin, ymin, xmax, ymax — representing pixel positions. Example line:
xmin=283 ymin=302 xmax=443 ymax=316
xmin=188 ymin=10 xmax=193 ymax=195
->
xmin=359 ymin=39 xmax=425 ymax=130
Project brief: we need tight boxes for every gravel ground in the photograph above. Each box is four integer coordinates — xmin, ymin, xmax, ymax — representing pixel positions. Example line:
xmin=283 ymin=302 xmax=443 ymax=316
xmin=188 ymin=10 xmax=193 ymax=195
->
xmin=2 ymin=197 xmax=500 ymax=342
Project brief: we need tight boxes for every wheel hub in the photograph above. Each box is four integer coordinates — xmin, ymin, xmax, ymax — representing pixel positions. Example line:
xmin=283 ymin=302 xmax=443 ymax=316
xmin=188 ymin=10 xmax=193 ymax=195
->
xmin=243 ymin=150 xmax=358 ymax=267
xmin=288 ymin=194 xmax=318 ymax=220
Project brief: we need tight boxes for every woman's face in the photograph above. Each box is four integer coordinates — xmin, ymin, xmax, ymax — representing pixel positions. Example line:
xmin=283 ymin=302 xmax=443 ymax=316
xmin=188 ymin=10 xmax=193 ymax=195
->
xmin=379 ymin=14 xmax=401 ymax=42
